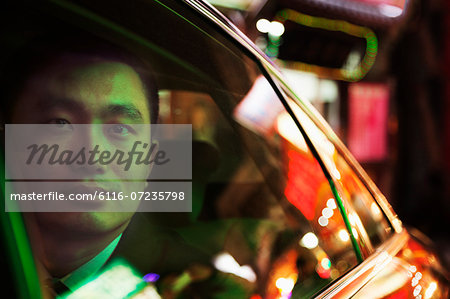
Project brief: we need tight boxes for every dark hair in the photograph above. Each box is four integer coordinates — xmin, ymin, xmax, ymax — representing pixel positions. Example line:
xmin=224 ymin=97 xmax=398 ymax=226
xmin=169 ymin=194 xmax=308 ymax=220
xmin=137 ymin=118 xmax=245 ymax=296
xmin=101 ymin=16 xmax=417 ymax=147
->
xmin=1 ymin=33 xmax=159 ymax=124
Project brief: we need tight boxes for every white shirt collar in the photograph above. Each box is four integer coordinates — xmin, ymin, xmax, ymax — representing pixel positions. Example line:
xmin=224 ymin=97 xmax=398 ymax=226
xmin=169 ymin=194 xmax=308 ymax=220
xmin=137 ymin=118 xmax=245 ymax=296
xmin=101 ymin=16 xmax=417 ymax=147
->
xmin=60 ymin=234 xmax=122 ymax=291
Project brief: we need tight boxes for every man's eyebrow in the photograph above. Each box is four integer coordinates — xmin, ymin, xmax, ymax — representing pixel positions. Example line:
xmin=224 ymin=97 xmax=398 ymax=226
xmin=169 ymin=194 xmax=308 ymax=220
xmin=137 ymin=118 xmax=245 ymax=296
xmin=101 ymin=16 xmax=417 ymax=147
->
xmin=37 ymin=98 xmax=144 ymax=120
xmin=103 ymin=104 xmax=143 ymax=121
xmin=37 ymin=97 xmax=83 ymax=111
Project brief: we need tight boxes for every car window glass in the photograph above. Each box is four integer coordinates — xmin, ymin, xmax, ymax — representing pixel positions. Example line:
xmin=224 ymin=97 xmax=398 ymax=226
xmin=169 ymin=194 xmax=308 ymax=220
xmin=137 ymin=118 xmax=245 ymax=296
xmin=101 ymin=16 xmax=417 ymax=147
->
xmin=280 ymin=86 xmax=393 ymax=253
xmin=1 ymin=0 xmax=362 ymax=298
xmin=333 ymin=154 xmax=392 ymax=248
xmin=156 ymin=81 xmax=359 ymax=298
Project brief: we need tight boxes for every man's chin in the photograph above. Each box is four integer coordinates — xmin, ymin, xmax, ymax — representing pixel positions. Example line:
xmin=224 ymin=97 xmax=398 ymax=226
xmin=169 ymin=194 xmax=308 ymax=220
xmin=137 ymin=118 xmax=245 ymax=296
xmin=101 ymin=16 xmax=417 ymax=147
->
xmin=32 ymin=211 xmax=134 ymax=237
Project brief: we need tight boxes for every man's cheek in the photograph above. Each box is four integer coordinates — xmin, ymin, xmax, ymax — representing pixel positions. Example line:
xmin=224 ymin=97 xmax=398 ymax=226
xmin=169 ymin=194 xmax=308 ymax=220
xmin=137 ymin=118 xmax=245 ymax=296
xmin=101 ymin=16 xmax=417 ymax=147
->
xmin=88 ymin=212 xmax=134 ymax=230
xmin=117 ymin=164 xmax=151 ymax=180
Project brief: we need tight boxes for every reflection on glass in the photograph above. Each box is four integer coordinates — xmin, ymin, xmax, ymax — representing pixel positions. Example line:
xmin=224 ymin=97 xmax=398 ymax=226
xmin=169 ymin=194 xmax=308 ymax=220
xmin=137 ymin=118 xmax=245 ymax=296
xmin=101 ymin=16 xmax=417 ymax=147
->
xmin=213 ymin=252 xmax=257 ymax=282
xmin=425 ymin=281 xmax=437 ymax=299
xmin=283 ymin=93 xmax=393 ymax=253
xmin=4 ymin=2 xmax=363 ymax=296
xmin=153 ymin=72 xmax=358 ymax=297
xmin=300 ymin=232 xmax=319 ymax=249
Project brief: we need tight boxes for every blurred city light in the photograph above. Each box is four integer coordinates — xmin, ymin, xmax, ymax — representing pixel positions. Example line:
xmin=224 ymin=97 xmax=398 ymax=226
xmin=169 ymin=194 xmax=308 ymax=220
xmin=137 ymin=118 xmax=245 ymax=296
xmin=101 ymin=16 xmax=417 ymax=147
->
xmin=256 ymin=19 xmax=285 ymax=37
xmin=348 ymin=213 xmax=356 ymax=225
xmin=143 ymin=273 xmax=160 ymax=283
xmin=378 ymin=4 xmax=403 ymax=18
xmin=132 ymin=285 xmax=162 ymax=299
xmin=300 ymin=232 xmax=319 ymax=249
xmin=277 ymin=113 xmax=309 ymax=153
xmin=327 ymin=198 xmax=337 ymax=210
xmin=280 ymin=69 xmax=319 ymax=102
xmin=322 ymin=207 xmax=334 ymax=218
xmin=275 ymin=276 xmax=295 ymax=297
xmin=413 ymin=284 xmax=422 ymax=297
xmin=318 ymin=216 xmax=329 ymax=227
xmin=370 ymin=202 xmax=383 ymax=220
xmin=64 ymin=260 xmax=148 ymax=299
xmin=424 ymin=282 xmax=437 ymax=299
xmin=213 ymin=252 xmax=257 ymax=282
xmin=274 ymin=9 xmax=378 ymax=81
xmin=331 ymin=167 xmax=341 ymax=180
xmin=269 ymin=21 xmax=285 ymax=37
xmin=338 ymin=229 xmax=350 ymax=242
xmin=256 ymin=19 xmax=271 ymax=33
xmin=321 ymin=258 xmax=331 ymax=270
xmin=318 ymin=79 xmax=339 ymax=103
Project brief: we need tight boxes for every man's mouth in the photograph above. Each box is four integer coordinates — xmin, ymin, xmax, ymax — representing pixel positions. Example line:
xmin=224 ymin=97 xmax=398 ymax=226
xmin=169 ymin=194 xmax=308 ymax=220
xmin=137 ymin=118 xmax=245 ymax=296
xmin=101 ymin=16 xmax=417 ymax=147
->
xmin=62 ymin=182 xmax=121 ymax=195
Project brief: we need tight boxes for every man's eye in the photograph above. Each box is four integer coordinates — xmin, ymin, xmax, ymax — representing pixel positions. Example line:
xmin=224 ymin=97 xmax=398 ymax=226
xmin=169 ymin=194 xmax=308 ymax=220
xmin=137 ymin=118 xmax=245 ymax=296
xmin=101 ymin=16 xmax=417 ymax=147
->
xmin=48 ymin=119 xmax=73 ymax=130
xmin=108 ymin=124 xmax=134 ymax=137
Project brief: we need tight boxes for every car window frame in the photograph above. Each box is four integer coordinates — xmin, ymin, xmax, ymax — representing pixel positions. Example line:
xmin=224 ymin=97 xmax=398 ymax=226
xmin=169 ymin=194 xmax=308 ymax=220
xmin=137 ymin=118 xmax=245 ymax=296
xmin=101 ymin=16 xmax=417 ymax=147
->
xmin=182 ymin=0 xmax=402 ymax=239
xmin=183 ymin=0 xmax=367 ymax=259
xmin=261 ymin=64 xmax=403 ymax=235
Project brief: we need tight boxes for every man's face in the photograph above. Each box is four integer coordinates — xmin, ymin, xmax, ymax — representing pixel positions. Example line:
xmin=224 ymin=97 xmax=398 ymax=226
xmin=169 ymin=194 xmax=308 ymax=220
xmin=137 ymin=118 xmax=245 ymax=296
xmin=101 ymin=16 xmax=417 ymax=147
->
xmin=11 ymin=57 xmax=152 ymax=235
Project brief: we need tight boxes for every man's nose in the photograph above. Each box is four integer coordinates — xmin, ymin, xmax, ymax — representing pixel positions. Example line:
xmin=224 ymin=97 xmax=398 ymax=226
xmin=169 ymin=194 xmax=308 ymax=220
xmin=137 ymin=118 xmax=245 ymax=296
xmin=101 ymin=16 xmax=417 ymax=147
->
xmin=69 ymin=125 xmax=107 ymax=176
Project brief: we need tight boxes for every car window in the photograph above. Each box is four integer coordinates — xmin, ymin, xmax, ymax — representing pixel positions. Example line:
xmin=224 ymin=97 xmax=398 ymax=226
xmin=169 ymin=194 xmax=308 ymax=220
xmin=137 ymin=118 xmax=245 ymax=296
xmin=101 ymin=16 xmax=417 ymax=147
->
xmin=0 ymin=0 xmax=366 ymax=298
xmin=332 ymin=154 xmax=392 ymax=248
xmin=279 ymin=84 xmax=393 ymax=254
xmin=155 ymin=80 xmax=360 ymax=298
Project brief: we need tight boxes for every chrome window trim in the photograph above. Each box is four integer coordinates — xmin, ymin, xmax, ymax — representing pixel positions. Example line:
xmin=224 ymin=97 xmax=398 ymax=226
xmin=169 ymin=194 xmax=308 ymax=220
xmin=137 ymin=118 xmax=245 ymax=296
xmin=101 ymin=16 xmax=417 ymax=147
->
xmin=263 ymin=65 xmax=402 ymax=235
xmin=316 ymin=230 xmax=409 ymax=298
